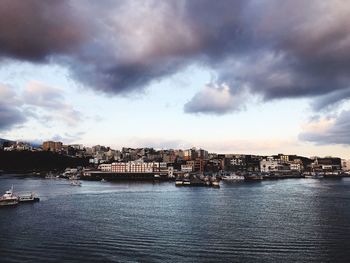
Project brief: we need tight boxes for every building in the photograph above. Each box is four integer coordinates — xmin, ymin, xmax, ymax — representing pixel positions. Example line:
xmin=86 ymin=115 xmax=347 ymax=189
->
xmin=98 ymin=161 xmax=168 ymax=174
xmin=309 ymin=157 xmax=341 ymax=172
xmin=260 ymin=157 xmax=280 ymax=173
xmin=99 ymin=164 xmax=112 ymax=172
xmin=342 ymin=159 xmax=350 ymax=171
xmin=42 ymin=141 xmax=63 ymax=152
xmin=181 ymin=164 xmax=193 ymax=172
xmin=197 ymin=148 xmax=209 ymax=160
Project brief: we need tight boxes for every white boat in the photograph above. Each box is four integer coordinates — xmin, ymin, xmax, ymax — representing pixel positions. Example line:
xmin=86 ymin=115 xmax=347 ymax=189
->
xmin=211 ymin=180 xmax=220 ymax=187
xmin=305 ymin=175 xmax=324 ymax=179
xmin=70 ymin=180 xmax=82 ymax=186
xmin=175 ymin=178 xmax=183 ymax=186
xmin=304 ymin=172 xmax=324 ymax=179
xmin=0 ymin=186 xmax=19 ymax=206
xmin=17 ymin=192 xmax=40 ymax=202
xmin=222 ymin=173 xmax=245 ymax=181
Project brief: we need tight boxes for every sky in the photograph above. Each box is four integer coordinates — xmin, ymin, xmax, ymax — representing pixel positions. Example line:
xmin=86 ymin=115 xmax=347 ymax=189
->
xmin=1 ymin=0 xmax=350 ymax=158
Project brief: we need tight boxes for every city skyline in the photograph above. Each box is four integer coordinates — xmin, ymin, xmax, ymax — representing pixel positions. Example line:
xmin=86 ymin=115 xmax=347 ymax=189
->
xmin=1 ymin=1 xmax=350 ymax=158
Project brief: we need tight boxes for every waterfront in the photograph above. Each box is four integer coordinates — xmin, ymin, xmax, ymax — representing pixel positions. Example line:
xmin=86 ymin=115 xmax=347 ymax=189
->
xmin=1 ymin=175 xmax=350 ymax=262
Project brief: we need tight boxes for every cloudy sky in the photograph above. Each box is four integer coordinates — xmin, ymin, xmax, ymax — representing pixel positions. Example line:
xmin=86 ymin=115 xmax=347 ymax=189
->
xmin=1 ymin=0 xmax=350 ymax=158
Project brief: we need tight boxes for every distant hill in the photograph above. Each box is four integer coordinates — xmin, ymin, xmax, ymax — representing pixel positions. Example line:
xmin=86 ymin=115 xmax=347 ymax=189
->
xmin=0 ymin=151 xmax=90 ymax=172
xmin=0 ymin=138 xmax=41 ymax=148
xmin=0 ymin=138 xmax=14 ymax=146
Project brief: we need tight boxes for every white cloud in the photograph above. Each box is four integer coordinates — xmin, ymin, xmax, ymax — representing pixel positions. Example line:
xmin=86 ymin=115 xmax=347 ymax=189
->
xmin=184 ymin=83 xmax=248 ymax=114
xmin=22 ymin=81 xmax=81 ymax=126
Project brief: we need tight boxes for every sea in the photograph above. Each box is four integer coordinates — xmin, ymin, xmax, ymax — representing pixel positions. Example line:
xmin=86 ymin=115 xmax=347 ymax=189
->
xmin=1 ymin=174 xmax=350 ymax=262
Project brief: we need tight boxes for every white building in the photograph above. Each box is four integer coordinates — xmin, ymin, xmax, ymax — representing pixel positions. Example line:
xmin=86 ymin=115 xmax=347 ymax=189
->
xmin=98 ymin=164 xmax=112 ymax=172
xmin=290 ymin=163 xmax=302 ymax=172
xmin=98 ymin=161 xmax=168 ymax=174
xmin=260 ymin=157 xmax=280 ymax=172
xmin=181 ymin=164 xmax=193 ymax=172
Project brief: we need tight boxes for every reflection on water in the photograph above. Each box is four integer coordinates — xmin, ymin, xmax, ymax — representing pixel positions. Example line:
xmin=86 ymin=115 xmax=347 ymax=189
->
xmin=1 ymin=174 xmax=350 ymax=262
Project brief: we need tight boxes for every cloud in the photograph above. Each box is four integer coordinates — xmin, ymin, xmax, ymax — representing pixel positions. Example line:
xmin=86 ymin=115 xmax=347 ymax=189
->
xmin=184 ymin=83 xmax=247 ymax=114
xmin=51 ymin=132 xmax=85 ymax=144
xmin=0 ymin=0 xmax=86 ymax=61
xmin=299 ymin=110 xmax=350 ymax=145
xmin=22 ymin=81 xmax=81 ymax=125
xmin=0 ymin=84 xmax=26 ymax=131
xmin=0 ymin=0 xmax=350 ymax=113
xmin=121 ymin=137 xmax=191 ymax=150
xmin=0 ymin=81 xmax=81 ymax=132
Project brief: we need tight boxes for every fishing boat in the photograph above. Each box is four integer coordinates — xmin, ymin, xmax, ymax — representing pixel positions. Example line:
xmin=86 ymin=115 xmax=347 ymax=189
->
xmin=0 ymin=186 xmax=19 ymax=207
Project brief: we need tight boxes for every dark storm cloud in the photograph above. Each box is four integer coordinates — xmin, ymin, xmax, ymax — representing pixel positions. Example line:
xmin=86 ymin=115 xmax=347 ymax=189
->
xmin=1 ymin=1 xmax=350 ymax=114
xmin=0 ymin=0 xmax=86 ymax=61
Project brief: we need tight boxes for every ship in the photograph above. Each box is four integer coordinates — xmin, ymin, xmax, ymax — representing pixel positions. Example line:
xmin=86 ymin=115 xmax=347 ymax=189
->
xmin=222 ymin=173 xmax=245 ymax=181
xmin=17 ymin=192 xmax=40 ymax=203
xmin=244 ymin=173 xmax=263 ymax=181
xmin=0 ymin=186 xmax=19 ymax=207
xmin=210 ymin=177 xmax=220 ymax=187
xmin=175 ymin=178 xmax=183 ymax=186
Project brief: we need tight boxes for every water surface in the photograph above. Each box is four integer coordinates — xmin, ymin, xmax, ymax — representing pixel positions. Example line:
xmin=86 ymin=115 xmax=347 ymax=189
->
xmin=1 ymin=175 xmax=350 ymax=262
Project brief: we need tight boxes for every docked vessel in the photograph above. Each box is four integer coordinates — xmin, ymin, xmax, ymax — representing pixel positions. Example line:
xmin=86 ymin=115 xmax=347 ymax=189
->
xmin=303 ymin=171 xmax=324 ymax=179
xmin=305 ymin=174 xmax=324 ymax=179
xmin=183 ymin=178 xmax=191 ymax=185
xmin=175 ymin=178 xmax=183 ymax=186
xmin=244 ymin=173 xmax=263 ymax=181
xmin=211 ymin=180 xmax=220 ymax=187
xmin=222 ymin=173 xmax=245 ymax=181
xmin=0 ymin=186 xmax=19 ymax=207
xmin=17 ymin=192 xmax=40 ymax=202
xmin=210 ymin=177 xmax=220 ymax=187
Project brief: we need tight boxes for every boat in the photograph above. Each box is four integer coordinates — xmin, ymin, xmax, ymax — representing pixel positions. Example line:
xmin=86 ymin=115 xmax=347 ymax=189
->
xmin=305 ymin=174 xmax=324 ymax=179
xmin=304 ymin=172 xmax=324 ymax=179
xmin=70 ymin=180 xmax=82 ymax=186
xmin=183 ymin=178 xmax=191 ymax=185
xmin=244 ymin=173 xmax=263 ymax=181
xmin=17 ymin=192 xmax=40 ymax=202
xmin=0 ymin=186 xmax=19 ymax=207
xmin=211 ymin=180 xmax=220 ymax=187
xmin=210 ymin=177 xmax=220 ymax=187
xmin=175 ymin=178 xmax=183 ymax=186
xmin=222 ymin=173 xmax=245 ymax=181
